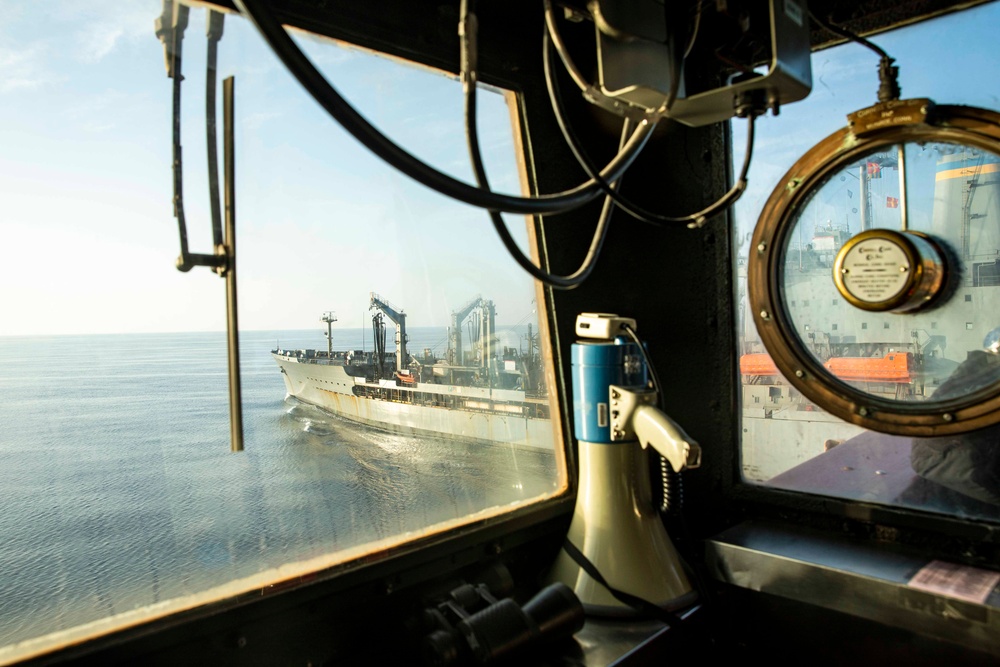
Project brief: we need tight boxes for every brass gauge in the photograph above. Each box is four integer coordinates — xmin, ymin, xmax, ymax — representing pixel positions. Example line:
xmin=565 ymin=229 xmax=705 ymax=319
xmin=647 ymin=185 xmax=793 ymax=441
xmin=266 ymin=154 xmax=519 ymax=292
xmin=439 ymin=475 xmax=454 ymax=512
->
xmin=749 ymin=101 xmax=1000 ymax=436
xmin=832 ymin=229 xmax=947 ymax=313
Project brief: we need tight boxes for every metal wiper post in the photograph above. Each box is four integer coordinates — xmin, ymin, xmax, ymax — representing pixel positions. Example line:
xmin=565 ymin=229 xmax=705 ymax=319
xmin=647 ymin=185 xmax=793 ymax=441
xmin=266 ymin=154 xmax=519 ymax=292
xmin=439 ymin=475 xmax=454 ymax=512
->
xmin=157 ymin=2 xmax=243 ymax=451
xmin=223 ymin=76 xmax=244 ymax=452
xmin=206 ymin=12 xmax=226 ymax=249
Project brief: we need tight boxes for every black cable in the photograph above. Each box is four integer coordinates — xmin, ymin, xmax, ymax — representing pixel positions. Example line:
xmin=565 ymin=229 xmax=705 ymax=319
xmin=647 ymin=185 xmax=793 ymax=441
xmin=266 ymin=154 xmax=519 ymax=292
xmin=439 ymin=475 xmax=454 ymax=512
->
xmin=808 ymin=9 xmax=900 ymax=103
xmin=808 ymin=10 xmax=889 ymax=59
xmin=562 ymin=539 xmax=686 ymax=627
xmin=232 ymin=0 xmax=657 ymax=216
xmin=543 ymin=28 xmax=658 ymax=226
xmin=660 ymin=459 xmax=682 ymax=512
xmin=623 ymin=323 xmax=680 ymax=514
xmin=620 ymin=323 xmax=719 ymax=612
xmin=682 ymin=2 xmax=704 ymax=60
xmin=621 ymin=324 xmax=662 ymax=408
xmin=542 ymin=0 xmax=589 ymax=95
xmin=462 ymin=0 xmax=627 ymax=289
xmin=543 ymin=10 xmax=758 ymax=228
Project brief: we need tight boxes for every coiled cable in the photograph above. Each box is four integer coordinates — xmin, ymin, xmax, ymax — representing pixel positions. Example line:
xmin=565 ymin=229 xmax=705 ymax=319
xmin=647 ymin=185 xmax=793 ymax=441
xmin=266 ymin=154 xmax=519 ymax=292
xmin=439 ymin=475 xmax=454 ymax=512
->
xmin=463 ymin=0 xmax=632 ymax=289
xmin=232 ymin=0 xmax=657 ymax=216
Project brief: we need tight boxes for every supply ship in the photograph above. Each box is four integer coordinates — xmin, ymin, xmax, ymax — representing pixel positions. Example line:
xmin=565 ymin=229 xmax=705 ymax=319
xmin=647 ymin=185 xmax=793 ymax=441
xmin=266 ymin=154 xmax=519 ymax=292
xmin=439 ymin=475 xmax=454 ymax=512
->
xmin=272 ymin=293 xmax=554 ymax=450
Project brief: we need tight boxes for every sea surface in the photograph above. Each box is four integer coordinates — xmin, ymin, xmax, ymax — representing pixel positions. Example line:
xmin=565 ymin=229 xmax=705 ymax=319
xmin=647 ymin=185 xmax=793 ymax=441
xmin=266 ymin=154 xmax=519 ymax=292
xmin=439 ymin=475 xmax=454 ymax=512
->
xmin=0 ymin=329 xmax=560 ymax=653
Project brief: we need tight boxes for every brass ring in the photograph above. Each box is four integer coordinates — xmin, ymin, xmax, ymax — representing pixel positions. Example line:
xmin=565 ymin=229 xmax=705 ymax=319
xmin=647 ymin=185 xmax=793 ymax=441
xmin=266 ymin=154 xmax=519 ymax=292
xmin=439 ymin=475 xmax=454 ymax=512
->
xmin=748 ymin=101 xmax=1000 ymax=436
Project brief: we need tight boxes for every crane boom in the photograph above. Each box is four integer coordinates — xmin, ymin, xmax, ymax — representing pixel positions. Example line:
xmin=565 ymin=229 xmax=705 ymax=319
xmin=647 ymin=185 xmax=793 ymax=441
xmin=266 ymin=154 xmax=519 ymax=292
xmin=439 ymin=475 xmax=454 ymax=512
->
xmin=449 ymin=295 xmax=482 ymax=365
xmin=369 ymin=292 xmax=408 ymax=370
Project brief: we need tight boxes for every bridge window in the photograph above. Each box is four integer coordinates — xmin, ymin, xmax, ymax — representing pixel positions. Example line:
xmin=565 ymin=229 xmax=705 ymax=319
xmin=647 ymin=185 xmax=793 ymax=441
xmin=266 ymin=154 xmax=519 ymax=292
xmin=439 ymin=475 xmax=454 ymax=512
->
xmin=0 ymin=1 xmax=565 ymax=660
xmin=732 ymin=3 xmax=1000 ymax=521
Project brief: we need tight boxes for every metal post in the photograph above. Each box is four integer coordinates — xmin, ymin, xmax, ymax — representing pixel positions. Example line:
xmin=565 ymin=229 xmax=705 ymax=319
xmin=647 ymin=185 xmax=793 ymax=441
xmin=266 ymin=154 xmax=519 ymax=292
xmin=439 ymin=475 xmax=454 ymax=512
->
xmin=860 ymin=164 xmax=870 ymax=230
xmin=897 ymin=143 xmax=908 ymax=231
xmin=223 ymin=75 xmax=244 ymax=452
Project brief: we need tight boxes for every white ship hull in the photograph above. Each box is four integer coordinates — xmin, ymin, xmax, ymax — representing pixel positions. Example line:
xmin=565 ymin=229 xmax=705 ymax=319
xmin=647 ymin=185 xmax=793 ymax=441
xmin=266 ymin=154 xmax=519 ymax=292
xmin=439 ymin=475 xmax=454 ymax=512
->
xmin=273 ymin=351 xmax=555 ymax=451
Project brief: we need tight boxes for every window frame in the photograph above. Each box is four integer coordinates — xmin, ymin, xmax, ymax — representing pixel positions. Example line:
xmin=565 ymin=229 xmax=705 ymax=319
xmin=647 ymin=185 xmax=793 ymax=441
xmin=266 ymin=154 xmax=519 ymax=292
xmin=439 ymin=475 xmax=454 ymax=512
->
xmin=723 ymin=3 xmax=1000 ymax=553
xmin=6 ymin=3 xmax=584 ymax=662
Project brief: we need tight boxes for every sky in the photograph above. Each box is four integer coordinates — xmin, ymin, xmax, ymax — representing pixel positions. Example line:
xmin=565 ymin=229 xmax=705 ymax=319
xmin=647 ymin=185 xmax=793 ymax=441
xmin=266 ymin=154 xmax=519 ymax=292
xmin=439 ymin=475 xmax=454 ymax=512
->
xmin=2 ymin=2 xmax=1000 ymax=336
xmin=731 ymin=2 xmax=1000 ymax=251
xmin=727 ymin=1 xmax=1000 ymax=348
xmin=0 ymin=0 xmax=536 ymax=335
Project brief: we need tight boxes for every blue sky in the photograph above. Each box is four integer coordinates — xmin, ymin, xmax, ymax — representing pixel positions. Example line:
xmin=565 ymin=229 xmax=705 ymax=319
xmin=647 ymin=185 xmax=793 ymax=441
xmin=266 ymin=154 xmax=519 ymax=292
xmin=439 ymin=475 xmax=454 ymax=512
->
xmin=732 ymin=2 xmax=1000 ymax=249
xmin=3 ymin=2 xmax=1000 ymax=335
xmin=0 ymin=1 xmax=535 ymax=335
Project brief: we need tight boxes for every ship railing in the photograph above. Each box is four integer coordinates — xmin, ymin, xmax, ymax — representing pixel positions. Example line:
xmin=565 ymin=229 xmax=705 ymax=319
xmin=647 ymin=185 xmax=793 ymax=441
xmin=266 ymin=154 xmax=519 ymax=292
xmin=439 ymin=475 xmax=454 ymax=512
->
xmin=370 ymin=292 xmax=404 ymax=314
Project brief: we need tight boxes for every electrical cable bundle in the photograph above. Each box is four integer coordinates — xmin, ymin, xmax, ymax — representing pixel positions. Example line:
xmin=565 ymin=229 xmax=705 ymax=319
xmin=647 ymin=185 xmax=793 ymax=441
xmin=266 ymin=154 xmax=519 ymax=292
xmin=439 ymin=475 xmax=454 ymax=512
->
xmin=231 ymin=0 xmax=759 ymax=287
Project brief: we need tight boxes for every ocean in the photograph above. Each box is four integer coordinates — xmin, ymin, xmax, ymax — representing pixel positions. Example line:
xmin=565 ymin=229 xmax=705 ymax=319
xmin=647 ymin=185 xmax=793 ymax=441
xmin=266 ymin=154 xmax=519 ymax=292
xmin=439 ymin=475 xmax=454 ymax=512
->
xmin=0 ymin=329 xmax=560 ymax=653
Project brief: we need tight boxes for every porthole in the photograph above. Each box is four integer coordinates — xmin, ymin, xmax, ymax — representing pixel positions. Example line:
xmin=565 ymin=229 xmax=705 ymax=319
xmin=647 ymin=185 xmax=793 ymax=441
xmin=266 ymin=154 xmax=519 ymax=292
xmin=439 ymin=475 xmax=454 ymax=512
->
xmin=749 ymin=101 xmax=1000 ymax=435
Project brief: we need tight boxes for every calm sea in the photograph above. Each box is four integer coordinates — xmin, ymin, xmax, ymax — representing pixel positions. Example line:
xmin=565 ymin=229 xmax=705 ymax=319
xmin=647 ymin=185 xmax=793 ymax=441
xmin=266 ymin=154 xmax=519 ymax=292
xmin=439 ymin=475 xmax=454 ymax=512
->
xmin=0 ymin=329 xmax=558 ymax=650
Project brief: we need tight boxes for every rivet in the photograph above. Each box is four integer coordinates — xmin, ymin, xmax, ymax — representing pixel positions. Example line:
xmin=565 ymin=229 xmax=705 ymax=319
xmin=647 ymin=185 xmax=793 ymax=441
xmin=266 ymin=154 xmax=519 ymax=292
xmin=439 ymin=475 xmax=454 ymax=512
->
xmin=942 ymin=413 xmax=954 ymax=422
xmin=760 ymin=310 xmax=770 ymax=321
xmin=858 ymin=407 xmax=869 ymax=417
xmin=794 ymin=369 xmax=804 ymax=378
xmin=757 ymin=242 xmax=767 ymax=253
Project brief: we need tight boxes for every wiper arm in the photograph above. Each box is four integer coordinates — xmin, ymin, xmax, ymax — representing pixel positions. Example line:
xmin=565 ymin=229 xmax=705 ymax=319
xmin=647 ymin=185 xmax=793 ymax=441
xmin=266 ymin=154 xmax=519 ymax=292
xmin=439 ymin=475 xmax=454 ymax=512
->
xmin=155 ymin=4 xmax=243 ymax=452
xmin=156 ymin=0 xmax=225 ymax=272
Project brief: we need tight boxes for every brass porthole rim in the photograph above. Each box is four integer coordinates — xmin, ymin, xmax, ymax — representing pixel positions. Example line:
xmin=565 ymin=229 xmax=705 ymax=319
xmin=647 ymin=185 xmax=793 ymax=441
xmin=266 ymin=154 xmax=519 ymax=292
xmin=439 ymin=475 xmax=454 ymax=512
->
xmin=748 ymin=104 xmax=1000 ymax=436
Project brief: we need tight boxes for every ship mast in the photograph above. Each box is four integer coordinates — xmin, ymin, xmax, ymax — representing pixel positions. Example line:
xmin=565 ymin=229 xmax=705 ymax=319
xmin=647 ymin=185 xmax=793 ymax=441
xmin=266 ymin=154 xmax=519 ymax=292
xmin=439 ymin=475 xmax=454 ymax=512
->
xmin=321 ymin=311 xmax=337 ymax=358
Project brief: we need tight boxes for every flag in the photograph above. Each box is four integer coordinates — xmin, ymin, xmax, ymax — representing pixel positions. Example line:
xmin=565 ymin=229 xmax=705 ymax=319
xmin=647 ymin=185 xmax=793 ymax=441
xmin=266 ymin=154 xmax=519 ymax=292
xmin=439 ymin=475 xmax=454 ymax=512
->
xmin=887 ymin=196 xmax=899 ymax=208
xmin=867 ymin=161 xmax=882 ymax=178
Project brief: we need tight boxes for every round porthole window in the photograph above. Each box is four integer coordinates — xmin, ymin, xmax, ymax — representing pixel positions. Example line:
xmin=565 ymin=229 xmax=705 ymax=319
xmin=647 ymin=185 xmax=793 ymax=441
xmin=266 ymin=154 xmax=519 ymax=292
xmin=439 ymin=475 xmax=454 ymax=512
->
xmin=749 ymin=100 xmax=1000 ymax=435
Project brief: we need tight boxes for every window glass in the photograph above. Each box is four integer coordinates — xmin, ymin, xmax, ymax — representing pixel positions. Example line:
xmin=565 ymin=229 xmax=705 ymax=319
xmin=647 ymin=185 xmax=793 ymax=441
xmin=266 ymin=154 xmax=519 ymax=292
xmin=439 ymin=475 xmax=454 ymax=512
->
xmin=780 ymin=142 xmax=1000 ymax=401
xmin=733 ymin=4 xmax=1000 ymax=520
xmin=0 ymin=2 xmax=564 ymax=659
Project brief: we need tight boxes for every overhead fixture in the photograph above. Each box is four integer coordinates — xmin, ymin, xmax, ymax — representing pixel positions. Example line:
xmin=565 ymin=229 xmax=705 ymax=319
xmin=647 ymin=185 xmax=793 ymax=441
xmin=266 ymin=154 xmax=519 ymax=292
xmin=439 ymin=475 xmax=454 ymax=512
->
xmin=592 ymin=0 xmax=812 ymax=126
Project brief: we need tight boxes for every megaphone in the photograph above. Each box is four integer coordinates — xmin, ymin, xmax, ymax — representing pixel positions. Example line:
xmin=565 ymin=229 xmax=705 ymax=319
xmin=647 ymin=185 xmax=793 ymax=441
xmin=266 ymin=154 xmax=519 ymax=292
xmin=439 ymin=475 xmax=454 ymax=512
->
xmin=549 ymin=314 xmax=701 ymax=614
